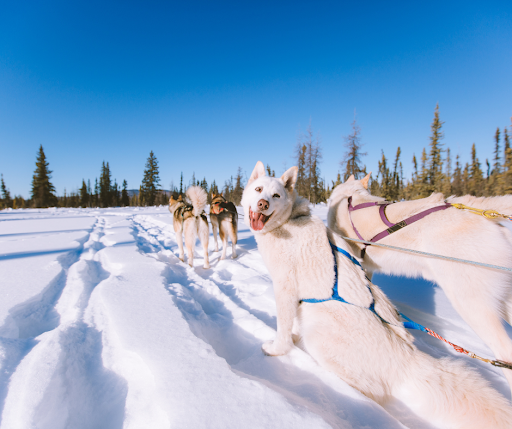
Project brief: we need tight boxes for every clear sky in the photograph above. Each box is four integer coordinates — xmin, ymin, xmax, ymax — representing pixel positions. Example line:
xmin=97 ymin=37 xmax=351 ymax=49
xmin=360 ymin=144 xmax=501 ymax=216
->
xmin=1 ymin=1 xmax=511 ymax=198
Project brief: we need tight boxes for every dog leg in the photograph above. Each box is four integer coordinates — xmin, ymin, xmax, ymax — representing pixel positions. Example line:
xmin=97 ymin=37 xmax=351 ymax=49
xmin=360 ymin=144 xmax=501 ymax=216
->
xmin=262 ymin=282 xmax=296 ymax=356
xmin=184 ymin=223 xmax=195 ymax=268
xmin=211 ymin=217 xmax=219 ymax=252
xmin=199 ymin=217 xmax=210 ymax=269
xmin=219 ymin=226 xmax=227 ymax=260
xmin=176 ymin=229 xmax=185 ymax=262
xmin=229 ymin=221 xmax=237 ymax=259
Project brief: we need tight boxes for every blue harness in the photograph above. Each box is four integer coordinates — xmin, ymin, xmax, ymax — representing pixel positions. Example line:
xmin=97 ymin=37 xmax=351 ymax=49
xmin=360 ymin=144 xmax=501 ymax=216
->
xmin=300 ymin=242 xmax=428 ymax=333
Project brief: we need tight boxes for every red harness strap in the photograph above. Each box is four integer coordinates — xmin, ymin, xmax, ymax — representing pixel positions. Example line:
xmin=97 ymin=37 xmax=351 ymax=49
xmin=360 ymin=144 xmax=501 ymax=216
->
xmin=210 ymin=201 xmax=225 ymax=215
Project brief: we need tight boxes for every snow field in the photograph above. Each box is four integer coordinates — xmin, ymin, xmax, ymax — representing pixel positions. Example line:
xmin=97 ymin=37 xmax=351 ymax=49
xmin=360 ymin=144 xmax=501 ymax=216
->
xmin=0 ymin=205 xmax=510 ymax=428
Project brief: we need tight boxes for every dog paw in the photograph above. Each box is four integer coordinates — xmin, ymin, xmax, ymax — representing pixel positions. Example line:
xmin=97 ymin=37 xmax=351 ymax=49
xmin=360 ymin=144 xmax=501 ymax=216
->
xmin=262 ymin=341 xmax=291 ymax=356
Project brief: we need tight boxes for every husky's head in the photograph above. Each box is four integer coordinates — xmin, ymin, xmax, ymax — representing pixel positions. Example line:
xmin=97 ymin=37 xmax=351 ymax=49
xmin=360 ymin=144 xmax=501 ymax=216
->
xmin=168 ymin=195 xmax=182 ymax=214
xmin=241 ymin=161 xmax=298 ymax=234
xmin=328 ymin=173 xmax=372 ymax=207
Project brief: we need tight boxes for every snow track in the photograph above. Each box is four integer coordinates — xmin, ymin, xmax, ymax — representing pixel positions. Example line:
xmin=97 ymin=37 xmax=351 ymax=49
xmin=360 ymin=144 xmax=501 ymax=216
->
xmin=1 ymin=216 xmax=128 ymax=429
xmin=1 ymin=206 xmax=510 ymax=428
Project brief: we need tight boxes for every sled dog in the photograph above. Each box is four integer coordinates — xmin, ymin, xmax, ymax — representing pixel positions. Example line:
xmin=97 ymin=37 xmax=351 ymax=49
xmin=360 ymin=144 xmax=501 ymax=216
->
xmin=328 ymin=174 xmax=512 ymax=390
xmin=169 ymin=186 xmax=210 ymax=269
xmin=209 ymin=193 xmax=238 ymax=260
xmin=241 ymin=161 xmax=512 ymax=429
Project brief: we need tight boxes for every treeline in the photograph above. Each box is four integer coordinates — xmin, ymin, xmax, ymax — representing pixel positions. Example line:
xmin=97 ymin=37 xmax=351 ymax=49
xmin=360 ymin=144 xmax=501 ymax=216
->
xmin=367 ymin=105 xmax=512 ymax=201
xmin=292 ymin=105 xmax=512 ymax=204
xmin=1 ymin=106 xmax=511 ymax=209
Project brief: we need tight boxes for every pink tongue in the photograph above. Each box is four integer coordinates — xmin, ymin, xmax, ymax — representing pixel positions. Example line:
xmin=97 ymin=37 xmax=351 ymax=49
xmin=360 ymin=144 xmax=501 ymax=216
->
xmin=251 ymin=213 xmax=267 ymax=231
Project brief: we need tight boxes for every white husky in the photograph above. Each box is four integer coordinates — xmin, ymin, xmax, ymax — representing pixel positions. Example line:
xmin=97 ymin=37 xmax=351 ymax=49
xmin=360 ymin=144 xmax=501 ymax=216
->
xmin=328 ymin=174 xmax=512 ymax=390
xmin=241 ymin=161 xmax=512 ymax=429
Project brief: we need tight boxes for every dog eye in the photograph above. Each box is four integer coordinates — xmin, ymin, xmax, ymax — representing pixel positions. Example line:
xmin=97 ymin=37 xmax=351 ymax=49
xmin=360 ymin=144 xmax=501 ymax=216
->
xmin=255 ymin=187 xmax=262 ymax=193
xmin=273 ymin=194 xmax=280 ymax=198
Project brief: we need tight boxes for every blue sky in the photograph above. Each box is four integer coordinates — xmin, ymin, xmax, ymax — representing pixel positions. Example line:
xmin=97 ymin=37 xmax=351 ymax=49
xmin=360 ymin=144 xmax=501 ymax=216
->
xmin=1 ymin=1 xmax=511 ymax=198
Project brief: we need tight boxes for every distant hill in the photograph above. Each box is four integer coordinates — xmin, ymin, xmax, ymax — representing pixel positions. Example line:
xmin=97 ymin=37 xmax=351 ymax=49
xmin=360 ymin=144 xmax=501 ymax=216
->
xmin=127 ymin=189 xmax=170 ymax=197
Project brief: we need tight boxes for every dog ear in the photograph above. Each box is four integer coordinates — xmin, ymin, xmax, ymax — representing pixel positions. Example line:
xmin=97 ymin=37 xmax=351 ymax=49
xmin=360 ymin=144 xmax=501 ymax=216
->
xmin=280 ymin=166 xmax=298 ymax=192
xmin=247 ymin=161 xmax=266 ymax=185
xmin=361 ymin=172 xmax=372 ymax=189
xmin=346 ymin=174 xmax=355 ymax=182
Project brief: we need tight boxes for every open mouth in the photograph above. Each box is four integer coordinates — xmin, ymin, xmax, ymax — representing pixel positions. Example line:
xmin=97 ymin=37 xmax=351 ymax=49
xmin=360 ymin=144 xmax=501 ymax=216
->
xmin=249 ymin=208 xmax=272 ymax=231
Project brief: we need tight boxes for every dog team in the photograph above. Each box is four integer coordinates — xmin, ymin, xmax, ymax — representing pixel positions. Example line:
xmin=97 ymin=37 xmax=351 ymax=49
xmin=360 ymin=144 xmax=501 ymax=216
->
xmin=170 ymin=162 xmax=512 ymax=428
xmin=168 ymin=186 xmax=238 ymax=269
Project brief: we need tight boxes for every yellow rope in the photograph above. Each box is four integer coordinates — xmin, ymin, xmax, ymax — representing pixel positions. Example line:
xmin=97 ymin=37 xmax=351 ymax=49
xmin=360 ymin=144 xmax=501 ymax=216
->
xmin=450 ymin=203 xmax=512 ymax=220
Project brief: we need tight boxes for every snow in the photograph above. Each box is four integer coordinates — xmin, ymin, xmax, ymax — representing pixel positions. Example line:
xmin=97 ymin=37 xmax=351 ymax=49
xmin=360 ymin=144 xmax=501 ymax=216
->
xmin=0 ymin=205 xmax=510 ymax=428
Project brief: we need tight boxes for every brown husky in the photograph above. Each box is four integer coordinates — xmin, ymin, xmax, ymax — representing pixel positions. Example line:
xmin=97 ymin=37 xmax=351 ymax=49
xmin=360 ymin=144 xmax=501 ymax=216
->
xmin=169 ymin=186 xmax=210 ymax=269
xmin=209 ymin=193 xmax=238 ymax=260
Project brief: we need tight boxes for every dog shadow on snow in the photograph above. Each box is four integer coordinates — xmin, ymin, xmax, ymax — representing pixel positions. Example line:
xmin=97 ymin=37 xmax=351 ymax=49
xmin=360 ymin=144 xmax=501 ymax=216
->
xmin=161 ymin=261 xmax=437 ymax=429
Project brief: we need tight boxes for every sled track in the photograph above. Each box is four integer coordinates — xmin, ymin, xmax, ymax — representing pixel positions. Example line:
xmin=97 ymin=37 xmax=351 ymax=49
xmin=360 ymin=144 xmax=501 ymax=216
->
xmin=0 ymin=216 xmax=128 ymax=429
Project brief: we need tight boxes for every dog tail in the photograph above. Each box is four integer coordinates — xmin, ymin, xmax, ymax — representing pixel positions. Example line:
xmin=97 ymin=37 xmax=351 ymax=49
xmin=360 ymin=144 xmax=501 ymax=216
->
xmin=186 ymin=186 xmax=208 ymax=217
xmin=397 ymin=352 xmax=512 ymax=429
xmin=447 ymin=194 xmax=512 ymax=218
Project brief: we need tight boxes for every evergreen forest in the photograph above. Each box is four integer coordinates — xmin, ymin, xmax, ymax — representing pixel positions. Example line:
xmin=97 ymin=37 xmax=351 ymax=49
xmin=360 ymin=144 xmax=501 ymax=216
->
xmin=1 ymin=106 xmax=511 ymax=209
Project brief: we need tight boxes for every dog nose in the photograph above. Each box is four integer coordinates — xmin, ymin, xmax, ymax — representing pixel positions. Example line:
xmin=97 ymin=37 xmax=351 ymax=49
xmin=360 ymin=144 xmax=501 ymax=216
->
xmin=257 ymin=199 xmax=269 ymax=211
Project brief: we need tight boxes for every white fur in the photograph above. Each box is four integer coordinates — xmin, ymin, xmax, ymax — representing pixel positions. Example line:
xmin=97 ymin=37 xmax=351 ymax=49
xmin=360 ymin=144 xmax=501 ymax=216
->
xmin=242 ymin=161 xmax=512 ymax=429
xmin=328 ymin=177 xmax=512 ymax=391
xmin=169 ymin=186 xmax=210 ymax=269
xmin=187 ymin=186 xmax=208 ymax=217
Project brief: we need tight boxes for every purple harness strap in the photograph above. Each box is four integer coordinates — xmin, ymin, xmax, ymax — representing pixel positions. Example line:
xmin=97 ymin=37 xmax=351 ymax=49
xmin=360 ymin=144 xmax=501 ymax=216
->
xmin=347 ymin=198 xmax=381 ymax=241
xmin=347 ymin=197 xmax=452 ymax=245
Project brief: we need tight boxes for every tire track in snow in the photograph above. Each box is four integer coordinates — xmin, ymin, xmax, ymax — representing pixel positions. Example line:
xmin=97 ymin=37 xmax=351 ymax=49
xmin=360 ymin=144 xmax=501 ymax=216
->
xmin=0 ymin=217 xmax=128 ymax=429
xmin=131 ymin=214 xmax=406 ymax=429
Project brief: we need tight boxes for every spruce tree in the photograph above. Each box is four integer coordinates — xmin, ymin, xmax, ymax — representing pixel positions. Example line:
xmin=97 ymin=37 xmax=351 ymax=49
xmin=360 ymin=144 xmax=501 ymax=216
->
xmin=428 ymin=104 xmax=444 ymax=193
xmin=99 ymin=162 xmax=112 ymax=207
xmin=341 ymin=119 xmax=367 ymax=181
xmin=1 ymin=174 xmax=12 ymax=209
xmin=490 ymin=128 xmax=504 ymax=195
xmin=419 ymin=148 xmax=429 ymax=198
xmin=295 ymin=122 xmax=323 ymax=203
xmin=502 ymin=127 xmax=512 ymax=194
xmin=232 ymin=167 xmax=244 ymax=205
xmin=442 ymin=147 xmax=452 ymax=196
xmin=405 ymin=154 xmax=420 ymax=199
xmin=390 ymin=147 xmax=402 ymax=200
xmin=31 ymin=145 xmax=57 ymax=207
xmin=200 ymin=177 xmax=208 ymax=193
xmin=295 ymin=142 xmax=307 ymax=198
xmin=468 ymin=144 xmax=484 ymax=196
xmin=140 ymin=151 xmax=160 ymax=206
xmin=121 ymin=180 xmax=130 ymax=206
xmin=94 ymin=178 xmax=99 ymax=207
xmin=377 ymin=151 xmax=391 ymax=199
xmin=80 ymin=180 xmax=89 ymax=207
xmin=210 ymin=180 xmax=219 ymax=198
